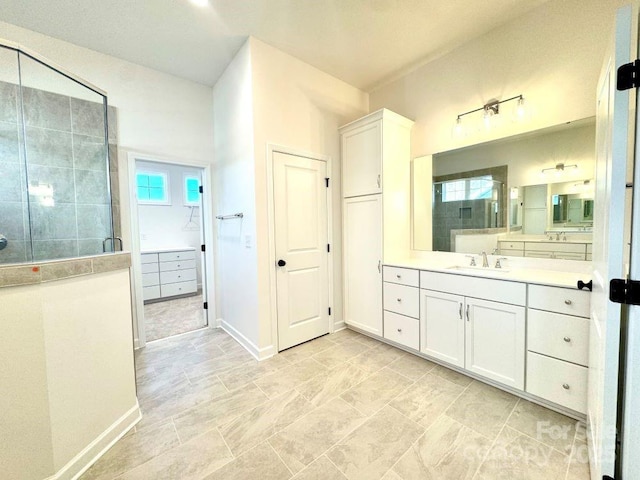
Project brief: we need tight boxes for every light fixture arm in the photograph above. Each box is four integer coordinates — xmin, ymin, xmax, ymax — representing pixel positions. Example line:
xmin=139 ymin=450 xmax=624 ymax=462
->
xmin=456 ymin=95 xmax=523 ymax=121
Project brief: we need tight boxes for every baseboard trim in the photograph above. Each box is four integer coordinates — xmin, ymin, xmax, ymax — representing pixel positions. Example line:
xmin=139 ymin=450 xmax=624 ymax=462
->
xmin=219 ymin=319 xmax=274 ymax=361
xmin=332 ymin=321 xmax=346 ymax=332
xmin=47 ymin=401 xmax=141 ymax=480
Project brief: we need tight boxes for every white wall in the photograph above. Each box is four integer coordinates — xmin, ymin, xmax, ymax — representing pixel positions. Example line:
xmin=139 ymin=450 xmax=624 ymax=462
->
xmin=369 ymin=0 xmax=626 ymax=159
xmin=213 ymin=40 xmax=260 ymax=348
xmin=249 ymin=37 xmax=369 ymax=352
xmin=136 ymin=160 xmax=203 ymax=285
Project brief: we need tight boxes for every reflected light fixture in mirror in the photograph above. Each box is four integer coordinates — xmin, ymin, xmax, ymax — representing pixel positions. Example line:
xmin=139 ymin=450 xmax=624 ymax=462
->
xmin=189 ymin=0 xmax=209 ymax=7
xmin=541 ymin=162 xmax=578 ymax=175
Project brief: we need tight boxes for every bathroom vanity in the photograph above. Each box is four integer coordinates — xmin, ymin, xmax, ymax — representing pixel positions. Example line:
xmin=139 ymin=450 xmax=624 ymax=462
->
xmin=357 ymin=259 xmax=591 ymax=418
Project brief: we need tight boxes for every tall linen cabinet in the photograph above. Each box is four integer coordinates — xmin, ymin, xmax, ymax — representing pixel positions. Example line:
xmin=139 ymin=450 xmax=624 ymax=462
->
xmin=340 ymin=109 xmax=414 ymax=335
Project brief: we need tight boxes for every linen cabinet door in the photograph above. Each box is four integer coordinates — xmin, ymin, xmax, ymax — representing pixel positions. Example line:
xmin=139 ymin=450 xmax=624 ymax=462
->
xmin=343 ymin=195 xmax=382 ymax=335
xmin=465 ymin=298 xmax=525 ymax=390
xmin=420 ymin=289 xmax=465 ymax=368
xmin=341 ymin=120 xmax=382 ymax=197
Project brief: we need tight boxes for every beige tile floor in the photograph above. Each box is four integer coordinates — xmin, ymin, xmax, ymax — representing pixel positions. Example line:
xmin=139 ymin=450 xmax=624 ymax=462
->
xmin=81 ymin=328 xmax=590 ymax=480
xmin=144 ymin=293 xmax=207 ymax=341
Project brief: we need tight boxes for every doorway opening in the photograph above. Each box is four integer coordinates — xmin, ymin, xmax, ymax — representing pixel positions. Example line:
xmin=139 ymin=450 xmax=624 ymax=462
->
xmin=129 ymin=155 xmax=211 ymax=345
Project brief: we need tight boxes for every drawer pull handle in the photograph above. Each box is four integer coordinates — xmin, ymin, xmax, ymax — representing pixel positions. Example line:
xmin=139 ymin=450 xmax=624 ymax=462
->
xmin=459 ymin=303 xmax=463 ymax=320
xmin=564 ymin=336 xmax=571 ymax=343
xmin=564 ymin=300 xmax=572 ymax=305
xmin=562 ymin=383 xmax=570 ymax=390
xmin=397 ymin=328 xmax=402 ymax=333
xmin=465 ymin=304 xmax=470 ymax=322
xmin=396 ymin=298 xmax=402 ymax=302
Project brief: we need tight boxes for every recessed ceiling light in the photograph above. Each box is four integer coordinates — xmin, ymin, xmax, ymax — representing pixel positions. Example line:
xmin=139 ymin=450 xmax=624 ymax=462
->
xmin=189 ymin=0 xmax=209 ymax=7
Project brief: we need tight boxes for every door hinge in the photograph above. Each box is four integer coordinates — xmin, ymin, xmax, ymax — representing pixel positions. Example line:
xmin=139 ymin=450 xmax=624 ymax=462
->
xmin=617 ymin=59 xmax=640 ymax=90
xmin=328 ymin=307 xmax=331 ymax=315
xmin=327 ymin=244 xmax=330 ymax=253
xmin=201 ymin=244 xmax=206 ymax=252
xmin=325 ymin=177 xmax=330 ymax=188
xmin=610 ymin=278 xmax=640 ymax=305
xmin=203 ymin=302 xmax=208 ymax=310
xmin=198 ymin=185 xmax=203 ymax=194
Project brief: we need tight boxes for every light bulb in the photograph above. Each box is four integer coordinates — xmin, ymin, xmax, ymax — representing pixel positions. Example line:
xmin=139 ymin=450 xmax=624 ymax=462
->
xmin=452 ymin=117 xmax=465 ymax=140
xmin=189 ymin=0 xmax=209 ymax=7
xmin=513 ymin=96 xmax=527 ymax=122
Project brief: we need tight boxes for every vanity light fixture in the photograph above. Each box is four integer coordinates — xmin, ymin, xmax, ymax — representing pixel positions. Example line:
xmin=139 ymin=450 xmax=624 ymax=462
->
xmin=189 ymin=0 xmax=209 ymax=7
xmin=453 ymin=95 xmax=526 ymax=138
xmin=541 ymin=163 xmax=578 ymax=174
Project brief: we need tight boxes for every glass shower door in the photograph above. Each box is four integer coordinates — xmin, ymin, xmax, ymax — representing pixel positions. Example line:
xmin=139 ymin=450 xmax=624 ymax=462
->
xmin=0 ymin=46 xmax=32 ymax=264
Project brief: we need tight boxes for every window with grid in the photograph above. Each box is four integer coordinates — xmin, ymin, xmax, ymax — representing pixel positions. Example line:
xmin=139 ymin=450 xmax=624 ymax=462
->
xmin=136 ymin=172 xmax=169 ymax=204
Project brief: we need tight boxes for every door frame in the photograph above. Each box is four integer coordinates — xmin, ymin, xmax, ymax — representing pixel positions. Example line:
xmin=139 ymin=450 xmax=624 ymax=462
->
xmin=127 ymin=151 xmax=215 ymax=349
xmin=266 ymin=144 xmax=334 ymax=354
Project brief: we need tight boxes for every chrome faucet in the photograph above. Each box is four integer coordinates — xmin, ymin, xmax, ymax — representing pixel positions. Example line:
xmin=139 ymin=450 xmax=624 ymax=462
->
xmin=480 ymin=251 xmax=489 ymax=268
xmin=465 ymin=255 xmax=477 ymax=267
xmin=495 ymin=257 xmax=508 ymax=269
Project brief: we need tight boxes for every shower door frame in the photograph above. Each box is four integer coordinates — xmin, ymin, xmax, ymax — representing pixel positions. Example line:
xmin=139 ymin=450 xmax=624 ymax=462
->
xmin=127 ymin=151 xmax=215 ymax=349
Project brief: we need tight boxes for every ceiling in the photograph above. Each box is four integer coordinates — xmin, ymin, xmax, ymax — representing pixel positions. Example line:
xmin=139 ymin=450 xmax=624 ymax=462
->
xmin=0 ymin=0 xmax=550 ymax=91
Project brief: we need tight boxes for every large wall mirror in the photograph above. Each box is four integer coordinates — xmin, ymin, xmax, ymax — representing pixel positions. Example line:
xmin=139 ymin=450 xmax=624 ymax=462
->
xmin=413 ymin=117 xmax=596 ymax=259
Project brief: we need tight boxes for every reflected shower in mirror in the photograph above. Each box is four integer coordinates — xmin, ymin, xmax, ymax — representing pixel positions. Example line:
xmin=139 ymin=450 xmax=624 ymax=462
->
xmin=413 ymin=117 xmax=596 ymax=259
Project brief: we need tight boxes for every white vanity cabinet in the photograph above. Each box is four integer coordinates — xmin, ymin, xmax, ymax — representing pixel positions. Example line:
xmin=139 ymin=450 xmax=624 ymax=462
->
xmin=526 ymin=284 xmax=590 ymax=414
xmin=382 ymin=266 xmax=420 ymax=350
xmin=141 ymin=248 xmax=198 ymax=303
xmin=420 ymin=271 xmax=526 ymax=390
xmin=341 ymin=109 xmax=413 ymax=333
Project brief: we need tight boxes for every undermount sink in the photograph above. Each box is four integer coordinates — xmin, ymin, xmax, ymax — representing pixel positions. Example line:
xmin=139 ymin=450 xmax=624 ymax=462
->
xmin=446 ymin=265 xmax=511 ymax=274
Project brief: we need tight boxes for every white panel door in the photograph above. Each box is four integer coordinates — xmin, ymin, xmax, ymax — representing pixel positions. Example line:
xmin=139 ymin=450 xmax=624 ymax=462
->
xmin=420 ymin=289 xmax=465 ymax=368
xmin=342 ymin=121 xmax=382 ymax=197
xmin=465 ymin=298 xmax=525 ymax=390
xmin=589 ymin=5 xmax=633 ymax=479
xmin=274 ymin=152 xmax=329 ymax=351
xmin=343 ymin=194 xmax=382 ymax=335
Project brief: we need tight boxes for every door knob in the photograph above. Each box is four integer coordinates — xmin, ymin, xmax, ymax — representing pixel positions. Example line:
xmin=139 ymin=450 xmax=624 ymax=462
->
xmin=277 ymin=259 xmax=286 ymax=267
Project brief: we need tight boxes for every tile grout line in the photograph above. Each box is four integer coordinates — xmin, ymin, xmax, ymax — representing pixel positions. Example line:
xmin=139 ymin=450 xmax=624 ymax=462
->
xmin=470 ymin=399 xmax=520 ymax=480
xmin=265 ymin=439 xmax=296 ymax=478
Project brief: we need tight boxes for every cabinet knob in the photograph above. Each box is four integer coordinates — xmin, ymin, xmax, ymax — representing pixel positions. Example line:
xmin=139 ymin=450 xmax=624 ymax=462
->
xmin=564 ymin=299 xmax=572 ymax=305
xmin=396 ymin=274 xmax=401 ymax=279
xmin=397 ymin=328 xmax=402 ymax=333
xmin=564 ymin=336 xmax=571 ymax=343
xmin=562 ymin=383 xmax=570 ymax=390
xmin=396 ymin=298 xmax=402 ymax=302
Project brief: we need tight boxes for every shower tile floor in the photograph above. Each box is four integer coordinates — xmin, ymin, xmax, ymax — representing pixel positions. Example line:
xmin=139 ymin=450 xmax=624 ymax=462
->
xmin=143 ymin=293 xmax=206 ymax=342
xmin=81 ymin=328 xmax=590 ymax=480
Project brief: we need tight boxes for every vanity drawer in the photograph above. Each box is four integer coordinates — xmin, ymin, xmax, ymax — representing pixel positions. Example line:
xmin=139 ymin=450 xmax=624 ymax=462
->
xmin=141 ymin=253 xmax=158 ymax=264
xmin=499 ymin=241 xmax=524 ymax=250
xmin=160 ymin=259 xmax=197 ymax=272
xmin=141 ymin=262 xmax=159 ymax=274
xmin=143 ymin=285 xmax=161 ymax=301
xmin=420 ymin=271 xmax=526 ymax=306
xmin=383 ymin=282 xmax=419 ymax=318
xmin=524 ymin=251 xmax=553 ymax=259
xmin=554 ymin=252 xmax=586 ymax=261
xmin=161 ymin=280 xmax=197 ymax=297
xmin=527 ymin=309 xmax=589 ymax=366
xmin=160 ymin=269 xmax=196 ymax=284
xmin=500 ymin=249 xmax=524 ymax=257
xmin=526 ymin=242 xmax=587 ymax=254
xmin=528 ymin=284 xmax=590 ymax=317
xmin=142 ymin=272 xmax=160 ymax=287
xmin=158 ymin=250 xmax=196 ymax=262
xmin=526 ymin=352 xmax=587 ymax=414
xmin=586 ymin=244 xmax=593 ymax=254
xmin=383 ymin=266 xmax=419 ymax=287
xmin=383 ymin=311 xmax=419 ymax=350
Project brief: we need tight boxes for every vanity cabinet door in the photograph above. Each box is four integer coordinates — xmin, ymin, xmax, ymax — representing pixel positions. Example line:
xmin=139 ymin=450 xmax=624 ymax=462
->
xmin=420 ymin=289 xmax=465 ymax=368
xmin=465 ymin=298 xmax=525 ymax=390
xmin=343 ymin=195 xmax=383 ymax=335
xmin=342 ymin=120 xmax=382 ymax=197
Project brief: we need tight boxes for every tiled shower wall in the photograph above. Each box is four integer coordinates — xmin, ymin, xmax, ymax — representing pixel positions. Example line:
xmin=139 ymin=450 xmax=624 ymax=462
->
xmin=0 ymin=80 xmax=119 ymax=263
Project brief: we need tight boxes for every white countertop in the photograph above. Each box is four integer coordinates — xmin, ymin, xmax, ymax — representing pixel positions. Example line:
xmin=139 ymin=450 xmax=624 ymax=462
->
xmin=141 ymin=247 xmax=197 ymax=254
xmin=499 ymin=234 xmax=592 ymax=245
xmin=385 ymin=255 xmax=592 ymax=290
